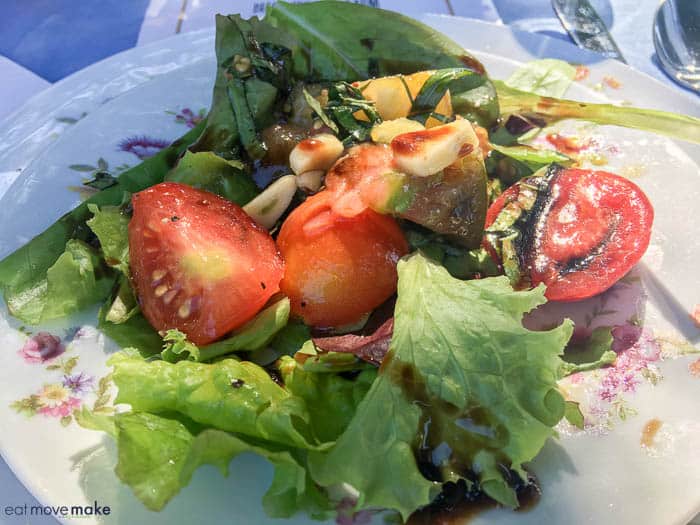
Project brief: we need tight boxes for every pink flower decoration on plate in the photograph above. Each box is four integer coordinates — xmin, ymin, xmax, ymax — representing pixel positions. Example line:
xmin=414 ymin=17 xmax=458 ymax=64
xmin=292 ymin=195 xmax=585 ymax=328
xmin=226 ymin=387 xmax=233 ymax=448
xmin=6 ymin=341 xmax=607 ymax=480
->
xmin=18 ymin=332 xmax=65 ymax=364
xmin=36 ymin=384 xmax=81 ymax=417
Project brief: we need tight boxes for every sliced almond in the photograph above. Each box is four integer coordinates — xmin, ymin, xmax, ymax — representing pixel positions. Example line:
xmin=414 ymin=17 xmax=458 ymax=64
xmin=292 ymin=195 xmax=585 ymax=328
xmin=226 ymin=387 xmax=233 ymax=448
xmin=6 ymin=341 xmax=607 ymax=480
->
xmin=391 ymin=118 xmax=478 ymax=177
xmin=243 ymin=175 xmax=297 ymax=229
xmin=289 ymin=133 xmax=344 ymax=175
xmin=370 ymin=118 xmax=425 ymax=144
xmin=296 ymin=170 xmax=325 ymax=193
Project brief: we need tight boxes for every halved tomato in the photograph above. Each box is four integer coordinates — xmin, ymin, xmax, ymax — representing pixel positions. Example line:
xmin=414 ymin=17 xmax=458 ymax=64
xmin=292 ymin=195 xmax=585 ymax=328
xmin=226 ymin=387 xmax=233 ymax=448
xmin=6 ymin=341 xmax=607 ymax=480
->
xmin=129 ymin=182 xmax=284 ymax=345
xmin=484 ymin=167 xmax=653 ymax=301
xmin=277 ymin=190 xmax=408 ymax=328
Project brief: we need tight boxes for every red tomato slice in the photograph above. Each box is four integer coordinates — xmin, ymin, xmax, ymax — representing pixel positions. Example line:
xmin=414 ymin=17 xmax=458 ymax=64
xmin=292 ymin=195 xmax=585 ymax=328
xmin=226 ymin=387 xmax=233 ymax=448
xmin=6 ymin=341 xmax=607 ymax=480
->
xmin=277 ymin=190 xmax=408 ymax=328
xmin=485 ymin=168 xmax=653 ymax=301
xmin=129 ymin=182 xmax=284 ymax=345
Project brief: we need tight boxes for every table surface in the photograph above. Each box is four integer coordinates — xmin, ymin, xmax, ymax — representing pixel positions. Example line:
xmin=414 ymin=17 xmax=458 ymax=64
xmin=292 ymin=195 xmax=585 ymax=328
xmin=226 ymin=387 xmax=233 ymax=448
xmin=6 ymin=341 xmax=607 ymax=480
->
xmin=0 ymin=1 xmax=697 ymax=524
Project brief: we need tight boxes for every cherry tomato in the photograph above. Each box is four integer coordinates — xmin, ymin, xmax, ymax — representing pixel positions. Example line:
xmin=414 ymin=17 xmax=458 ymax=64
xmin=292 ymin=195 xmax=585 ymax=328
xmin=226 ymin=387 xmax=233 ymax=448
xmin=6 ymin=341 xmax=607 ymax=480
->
xmin=277 ymin=190 xmax=409 ymax=328
xmin=485 ymin=168 xmax=653 ymax=301
xmin=129 ymin=182 xmax=284 ymax=345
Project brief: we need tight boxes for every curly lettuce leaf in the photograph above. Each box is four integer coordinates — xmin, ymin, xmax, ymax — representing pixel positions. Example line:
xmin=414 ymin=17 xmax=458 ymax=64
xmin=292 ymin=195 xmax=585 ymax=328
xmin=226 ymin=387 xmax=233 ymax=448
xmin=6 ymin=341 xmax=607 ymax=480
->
xmin=560 ymin=326 xmax=617 ymax=376
xmin=278 ymin=355 xmax=376 ymax=444
xmin=7 ymin=239 xmax=114 ymax=324
xmin=81 ymin=355 xmax=377 ymax=516
xmin=309 ymin=253 xmax=573 ymax=520
xmin=102 ymin=411 xmax=333 ymax=517
xmin=505 ymin=58 xmax=576 ymax=98
xmin=86 ymin=204 xmax=130 ymax=276
xmin=109 ymin=352 xmax=321 ymax=450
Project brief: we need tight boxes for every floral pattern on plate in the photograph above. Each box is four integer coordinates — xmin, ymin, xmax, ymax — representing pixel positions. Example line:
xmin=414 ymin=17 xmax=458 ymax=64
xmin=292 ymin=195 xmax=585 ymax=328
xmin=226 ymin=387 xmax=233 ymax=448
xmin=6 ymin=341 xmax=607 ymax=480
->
xmin=10 ymin=327 xmax=115 ymax=427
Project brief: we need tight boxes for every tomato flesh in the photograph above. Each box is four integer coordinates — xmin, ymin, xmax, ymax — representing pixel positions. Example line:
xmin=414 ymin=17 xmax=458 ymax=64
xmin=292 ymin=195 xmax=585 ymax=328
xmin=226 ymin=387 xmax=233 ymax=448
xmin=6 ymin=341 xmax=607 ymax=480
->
xmin=485 ymin=168 xmax=653 ymax=301
xmin=277 ymin=190 xmax=409 ymax=328
xmin=129 ymin=182 xmax=284 ymax=345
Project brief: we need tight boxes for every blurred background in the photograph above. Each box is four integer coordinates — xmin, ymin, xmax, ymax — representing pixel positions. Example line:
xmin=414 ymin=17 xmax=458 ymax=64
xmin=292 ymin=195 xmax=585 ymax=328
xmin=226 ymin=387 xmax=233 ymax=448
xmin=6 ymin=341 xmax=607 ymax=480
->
xmin=0 ymin=0 xmax=694 ymax=123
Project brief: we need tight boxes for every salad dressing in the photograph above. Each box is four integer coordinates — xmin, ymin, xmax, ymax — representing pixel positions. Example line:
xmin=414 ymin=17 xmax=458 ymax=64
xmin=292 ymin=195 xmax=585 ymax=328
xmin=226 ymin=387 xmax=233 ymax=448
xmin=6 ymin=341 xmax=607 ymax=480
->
xmin=407 ymin=476 xmax=541 ymax=524
xmin=382 ymin=356 xmax=537 ymax=521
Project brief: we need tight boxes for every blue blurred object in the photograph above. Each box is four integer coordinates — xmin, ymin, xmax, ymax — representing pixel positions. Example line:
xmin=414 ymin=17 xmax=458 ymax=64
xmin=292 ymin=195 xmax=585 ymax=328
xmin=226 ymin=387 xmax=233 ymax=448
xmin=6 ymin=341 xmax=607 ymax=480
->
xmin=653 ymin=0 xmax=700 ymax=93
xmin=0 ymin=0 xmax=149 ymax=82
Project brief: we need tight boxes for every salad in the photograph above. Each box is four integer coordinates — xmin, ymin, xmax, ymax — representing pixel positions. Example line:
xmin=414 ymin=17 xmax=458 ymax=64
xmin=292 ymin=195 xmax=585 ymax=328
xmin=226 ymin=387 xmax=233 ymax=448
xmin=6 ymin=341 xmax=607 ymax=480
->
xmin=0 ymin=2 xmax=698 ymax=523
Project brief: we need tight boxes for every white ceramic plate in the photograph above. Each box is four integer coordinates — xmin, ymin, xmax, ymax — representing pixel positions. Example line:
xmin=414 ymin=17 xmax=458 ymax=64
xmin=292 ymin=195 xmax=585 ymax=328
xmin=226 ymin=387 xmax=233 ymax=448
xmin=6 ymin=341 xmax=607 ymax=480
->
xmin=0 ymin=16 xmax=699 ymax=525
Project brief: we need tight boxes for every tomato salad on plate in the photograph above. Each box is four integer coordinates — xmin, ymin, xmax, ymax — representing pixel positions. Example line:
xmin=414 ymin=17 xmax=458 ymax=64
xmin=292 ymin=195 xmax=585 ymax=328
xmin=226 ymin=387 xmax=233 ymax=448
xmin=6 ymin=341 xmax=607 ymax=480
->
xmin=0 ymin=2 xmax=698 ymax=523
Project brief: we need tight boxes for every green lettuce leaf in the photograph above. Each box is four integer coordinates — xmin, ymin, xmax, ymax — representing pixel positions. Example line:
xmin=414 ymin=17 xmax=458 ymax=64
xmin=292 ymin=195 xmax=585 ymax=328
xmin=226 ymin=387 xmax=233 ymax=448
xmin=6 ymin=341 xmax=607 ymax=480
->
xmin=7 ymin=239 xmax=114 ymax=324
xmin=560 ymin=326 xmax=617 ymax=376
xmin=109 ymin=352 xmax=320 ymax=450
xmin=563 ymin=400 xmax=585 ymax=429
xmin=266 ymin=1 xmax=499 ymax=127
xmin=489 ymin=143 xmax=572 ymax=171
xmin=486 ymin=143 xmax=574 ymax=183
xmin=505 ymin=58 xmax=576 ymax=98
xmin=103 ymin=276 xmax=139 ymax=324
xmin=86 ymin=204 xmax=130 ymax=275
xmin=190 ymin=14 xmax=297 ymax=157
xmin=269 ymin=319 xmax=311 ymax=356
xmin=161 ymin=298 xmax=291 ymax=363
xmin=98 ymin=308 xmax=163 ymax=357
xmin=0 ymin=123 xmax=204 ymax=323
xmin=164 ymin=151 xmax=258 ymax=205
xmin=279 ymin=355 xmax=376 ymax=444
xmin=104 ymin=411 xmax=333 ymax=517
xmin=309 ymin=253 xmax=573 ymax=520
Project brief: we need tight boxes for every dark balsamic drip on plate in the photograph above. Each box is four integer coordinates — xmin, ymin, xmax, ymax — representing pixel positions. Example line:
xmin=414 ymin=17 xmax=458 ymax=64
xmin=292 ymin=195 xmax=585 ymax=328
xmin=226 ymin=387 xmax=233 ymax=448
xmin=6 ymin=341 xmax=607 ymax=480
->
xmin=382 ymin=359 xmax=541 ymax=524
xmin=407 ymin=475 xmax=541 ymax=525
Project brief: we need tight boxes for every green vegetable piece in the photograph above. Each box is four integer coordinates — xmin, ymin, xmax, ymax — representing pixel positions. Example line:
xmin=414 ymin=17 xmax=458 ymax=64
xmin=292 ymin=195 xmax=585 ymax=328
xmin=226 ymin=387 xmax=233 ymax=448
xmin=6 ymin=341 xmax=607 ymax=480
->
xmin=104 ymin=276 xmax=139 ymax=324
xmin=191 ymin=14 xmax=296 ymax=157
xmin=266 ymin=2 xmax=499 ymax=127
xmin=7 ymin=239 xmax=114 ymax=325
xmin=161 ymin=298 xmax=291 ymax=363
xmin=109 ymin=352 xmax=319 ymax=449
xmin=160 ymin=329 xmax=201 ymax=362
xmin=505 ymin=58 xmax=576 ymax=98
xmin=279 ymin=355 xmax=376 ymax=444
xmin=87 ymin=204 xmax=130 ymax=276
xmin=490 ymin=143 xmax=573 ymax=172
xmin=564 ymin=400 xmax=585 ymax=429
xmin=0 ymin=123 xmax=204 ymax=323
xmin=302 ymin=88 xmax=339 ymax=133
xmin=295 ymin=341 xmax=373 ymax=374
xmin=267 ymin=2 xmax=483 ymax=80
xmin=164 ymin=151 xmax=258 ymax=205
xmin=269 ymin=319 xmax=311 ymax=356
xmin=486 ymin=143 xmax=574 ymax=184
xmin=79 ymin=411 xmax=334 ymax=517
xmin=227 ymin=77 xmax=269 ymax=160
xmin=309 ymin=253 xmax=573 ymax=519
xmin=98 ymin=308 xmax=163 ymax=357
xmin=495 ymin=81 xmax=700 ymax=145
xmin=410 ymin=68 xmax=486 ymax=124
xmin=562 ymin=326 xmax=615 ymax=366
